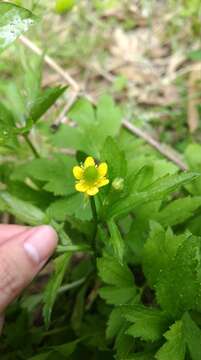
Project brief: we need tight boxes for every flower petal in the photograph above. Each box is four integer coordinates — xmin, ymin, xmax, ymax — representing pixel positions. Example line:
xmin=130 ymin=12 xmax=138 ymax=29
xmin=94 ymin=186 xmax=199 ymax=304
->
xmin=84 ymin=156 xmax=95 ymax=168
xmin=73 ymin=166 xmax=84 ymax=180
xmin=75 ymin=181 xmax=88 ymax=192
xmin=98 ymin=162 xmax=108 ymax=177
xmin=98 ymin=178 xmax=109 ymax=188
xmin=87 ymin=187 xmax=99 ymax=196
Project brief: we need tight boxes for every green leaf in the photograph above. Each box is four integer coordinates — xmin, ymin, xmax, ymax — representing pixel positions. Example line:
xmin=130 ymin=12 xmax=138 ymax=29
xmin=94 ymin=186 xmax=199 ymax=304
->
xmin=51 ymin=124 xmax=85 ymax=151
xmin=155 ymin=321 xmax=185 ymax=360
xmin=122 ymin=305 xmax=170 ymax=342
xmin=107 ymin=219 xmax=125 ymax=264
xmin=0 ymin=117 xmax=18 ymax=149
xmin=0 ymin=2 xmax=37 ymax=54
xmin=28 ymin=340 xmax=78 ymax=360
xmin=156 ymin=235 xmax=201 ymax=317
xmin=155 ymin=196 xmax=201 ymax=227
xmin=0 ymin=191 xmax=47 ymax=225
xmin=97 ymin=255 xmax=134 ymax=287
xmin=143 ymin=223 xmax=186 ymax=287
xmin=47 ymin=193 xmax=92 ymax=221
xmin=99 ymin=286 xmax=137 ymax=306
xmin=107 ymin=172 xmax=200 ymax=218
xmin=115 ymin=326 xmax=135 ymax=359
xmin=53 ymin=96 xmax=122 ymax=156
xmin=182 ymin=312 xmax=201 ymax=360
xmin=96 ymin=95 xmax=122 ymax=140
xmin=29 ymin=86 xmax=67 ymax=123
xmin=184 ymin=144 xmax=201 ymax=195
xmin=68 ymin=98 xmax=95 ymax=127
xmin=12 ymin=155 xmax=75 ymax=196
xmin=97 ymin=255 xmax=136 ymax=305
xmin=0 ymin=102 xmax=15 ymax=126
xmin=106 ymin=308 xmax=125 ymax=339
xmin=102 ymin=137 xmax=127 ymax=180
xmin=43 ymin=253 xmax=71 ymax=327
xmin=124 ymin=352 xmax=155 ymax=360
xmin=28 ymin=353 xmax=51 ymax=360
xmin=53 ymin=340 xmax=79 ymax=357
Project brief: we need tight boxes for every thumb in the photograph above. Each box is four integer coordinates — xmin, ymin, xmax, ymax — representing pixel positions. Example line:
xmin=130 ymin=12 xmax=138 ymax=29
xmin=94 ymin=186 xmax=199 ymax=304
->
xmin=0 ymin=225 xmax=58 ymax=314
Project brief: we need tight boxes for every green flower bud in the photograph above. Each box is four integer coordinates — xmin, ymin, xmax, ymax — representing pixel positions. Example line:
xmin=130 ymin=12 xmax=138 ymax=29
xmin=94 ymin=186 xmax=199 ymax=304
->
xmin=112 ymin=177 xmax=124 ymax=191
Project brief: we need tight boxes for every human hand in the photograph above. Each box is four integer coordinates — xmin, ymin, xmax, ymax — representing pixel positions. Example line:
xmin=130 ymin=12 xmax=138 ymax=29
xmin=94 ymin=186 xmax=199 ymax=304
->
xmin=0 ymin=225 xmax=58 ymax=333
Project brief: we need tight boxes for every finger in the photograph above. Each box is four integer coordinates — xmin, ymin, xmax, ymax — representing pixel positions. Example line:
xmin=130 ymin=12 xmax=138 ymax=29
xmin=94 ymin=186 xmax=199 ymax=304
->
xmin=0 ymin=225 xmax=58 ymax=313
xmin=0 ymin=225 xmax=29 ymax=245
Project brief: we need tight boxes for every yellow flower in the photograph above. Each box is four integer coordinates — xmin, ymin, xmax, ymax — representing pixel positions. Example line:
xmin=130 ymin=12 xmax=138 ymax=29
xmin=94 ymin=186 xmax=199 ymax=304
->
xmin=73 ymin=156 xmax=109 ymax=196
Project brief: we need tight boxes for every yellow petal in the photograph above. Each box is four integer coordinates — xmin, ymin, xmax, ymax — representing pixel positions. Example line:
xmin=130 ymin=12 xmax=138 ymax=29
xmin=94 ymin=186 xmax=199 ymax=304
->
xmin=98 ymin=162 xmax=108 ymax=177
xmin=98 ymin=178 xmax=109 ymax=188
xmin=84 ymin=156 xmax=95 ymax=168
xmin=73 ymin=166 xmax=84 ymax=180
xmin=87 ymin=187 xmax=99 ymax=196
xmin=75 ymin=181 xmax=88 ymax=192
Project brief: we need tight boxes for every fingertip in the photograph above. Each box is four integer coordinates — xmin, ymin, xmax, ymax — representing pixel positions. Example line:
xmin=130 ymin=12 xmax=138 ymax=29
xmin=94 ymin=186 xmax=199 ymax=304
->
xmin=23 ymin=225 xmax=58 ymax=264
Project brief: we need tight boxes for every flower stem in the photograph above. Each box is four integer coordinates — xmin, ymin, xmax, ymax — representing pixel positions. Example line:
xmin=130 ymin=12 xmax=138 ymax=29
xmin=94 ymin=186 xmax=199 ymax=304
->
xmin=23 ymin=133 xmax=40 ymax=158
xmin=90 ymin=197 xmax=98 ymax=256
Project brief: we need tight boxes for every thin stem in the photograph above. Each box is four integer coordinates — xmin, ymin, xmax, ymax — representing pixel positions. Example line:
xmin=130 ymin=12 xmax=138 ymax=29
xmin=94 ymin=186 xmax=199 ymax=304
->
xmin=58 ymin=277 xmax=86 ymax=294
xmin=23 ymin=133 xmax=40 ymax=158
xmin=90 ymin=196 xmax=98 ymax=256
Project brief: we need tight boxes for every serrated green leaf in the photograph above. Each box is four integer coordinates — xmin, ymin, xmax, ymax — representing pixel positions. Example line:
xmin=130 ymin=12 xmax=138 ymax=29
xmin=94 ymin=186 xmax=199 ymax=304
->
xmin=122 ymin=305 xmax=170 ymax=342
xmin=99 ymin=286 xmax=136 ymax=305
xmin=0 ymin=2 xmax=37 ymax=54
xmin=12 ymin=155 xmax=75 ymax=196
xmin=156 ymin=235 xmax=201 ymax=317
xmin=155 ymin=321 xmax=185 ymax=360
xmin=98 ymin=255 xmax=136 ymax=305
xmin=107 ymin=172 xmax=200 ymax=218
xmin=53 ymin=96 xmax=122 ymax=156
xmin=97 ymin=255 xmax=134 ymax=287
xmin=43 ymin=253 xmax=71 ymax=327
xmin=143 ymin=223 xmax=186 ymax=287
xmin=183 ymin=312 xmax=201 ymax=360
xmin=29 ymin=86 xmax=67 ymax=123
xmin=0 ymin=191 xmax=47 ymax=225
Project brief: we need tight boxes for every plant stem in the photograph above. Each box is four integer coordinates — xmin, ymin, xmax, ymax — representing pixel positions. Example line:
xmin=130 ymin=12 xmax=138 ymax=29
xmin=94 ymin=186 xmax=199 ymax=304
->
xmin=23 ymin=133 xmax=40 ymax=158
xmin=90 ymin=197 xmax=98 ymax=256
xmin=58 ymin=277 xmax=86 ymax=294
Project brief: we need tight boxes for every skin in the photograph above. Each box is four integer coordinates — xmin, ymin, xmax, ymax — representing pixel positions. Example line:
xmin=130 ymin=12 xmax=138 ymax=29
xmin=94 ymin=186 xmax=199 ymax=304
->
xmin=0 ymin=224 xmax=58 ymax=334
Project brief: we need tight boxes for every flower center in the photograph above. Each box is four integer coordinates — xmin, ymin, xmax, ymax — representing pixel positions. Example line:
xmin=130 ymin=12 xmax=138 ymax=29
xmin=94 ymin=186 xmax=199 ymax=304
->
xmin=84 ymin=166 xmax=98 ymax=183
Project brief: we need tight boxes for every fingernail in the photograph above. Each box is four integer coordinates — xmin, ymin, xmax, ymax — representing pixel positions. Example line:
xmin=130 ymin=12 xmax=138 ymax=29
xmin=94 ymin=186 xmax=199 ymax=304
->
xmin=24 ymin=226 xmax=58 ymax=264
